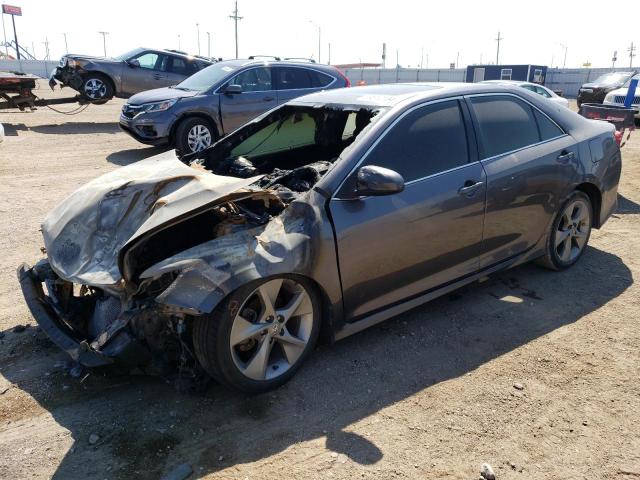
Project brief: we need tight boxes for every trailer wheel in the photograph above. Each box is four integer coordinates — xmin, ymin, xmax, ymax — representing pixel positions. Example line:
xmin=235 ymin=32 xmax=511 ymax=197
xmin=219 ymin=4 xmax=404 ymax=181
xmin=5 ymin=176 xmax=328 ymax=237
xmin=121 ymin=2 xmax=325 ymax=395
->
xmin=81 ymin=73 xmax=114 ymax=102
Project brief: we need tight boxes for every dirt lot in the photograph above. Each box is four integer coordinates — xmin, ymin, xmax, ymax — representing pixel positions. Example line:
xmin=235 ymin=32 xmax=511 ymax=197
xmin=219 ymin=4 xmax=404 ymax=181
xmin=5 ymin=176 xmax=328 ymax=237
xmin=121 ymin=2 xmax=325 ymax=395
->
xmin=1 ymin=83 xmax=639 ymax=480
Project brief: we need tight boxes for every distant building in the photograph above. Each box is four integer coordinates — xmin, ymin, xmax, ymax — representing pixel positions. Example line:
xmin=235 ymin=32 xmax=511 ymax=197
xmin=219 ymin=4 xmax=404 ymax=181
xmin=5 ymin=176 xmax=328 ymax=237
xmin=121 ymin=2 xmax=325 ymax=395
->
xmin=466 ymin=64 xmax=548 ymax=84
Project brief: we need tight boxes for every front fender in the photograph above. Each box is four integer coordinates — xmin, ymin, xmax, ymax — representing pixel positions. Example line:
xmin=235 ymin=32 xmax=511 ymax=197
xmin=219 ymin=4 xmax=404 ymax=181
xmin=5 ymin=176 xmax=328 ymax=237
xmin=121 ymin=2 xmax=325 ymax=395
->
xmin=139 ymin=201 xmax=316 ymax=314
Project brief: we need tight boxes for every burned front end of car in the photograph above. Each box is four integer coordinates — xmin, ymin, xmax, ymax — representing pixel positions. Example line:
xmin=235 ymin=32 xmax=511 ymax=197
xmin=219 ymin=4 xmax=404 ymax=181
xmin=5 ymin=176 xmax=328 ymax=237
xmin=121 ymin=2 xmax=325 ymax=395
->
xmin=17 ymin=103 xmax=380 ymax=384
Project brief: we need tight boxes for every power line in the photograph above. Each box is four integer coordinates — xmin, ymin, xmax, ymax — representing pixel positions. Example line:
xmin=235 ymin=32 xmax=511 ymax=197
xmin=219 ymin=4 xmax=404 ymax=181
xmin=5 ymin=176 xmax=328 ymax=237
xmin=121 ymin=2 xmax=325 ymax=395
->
xmin=228 ymin=0 xmax=243 ymax=58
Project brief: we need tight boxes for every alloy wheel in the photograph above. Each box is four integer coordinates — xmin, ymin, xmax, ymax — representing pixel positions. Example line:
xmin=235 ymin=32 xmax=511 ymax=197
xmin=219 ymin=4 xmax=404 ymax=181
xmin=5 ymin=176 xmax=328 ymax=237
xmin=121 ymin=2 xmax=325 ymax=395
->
xmin=554 ymin=198 xmax=591 ymax=263
xmin=187 ymin=124 xmax=212 ymax=152
xmin=83 ymin=78 xmax=107 ymax=99
xmin=229 ymin=278 xmax=314 ymax=381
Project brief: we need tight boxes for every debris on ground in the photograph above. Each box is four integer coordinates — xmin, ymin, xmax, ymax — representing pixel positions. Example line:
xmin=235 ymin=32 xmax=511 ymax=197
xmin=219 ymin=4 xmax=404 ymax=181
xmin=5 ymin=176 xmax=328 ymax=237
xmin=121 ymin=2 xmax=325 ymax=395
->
xmin=88 ymin=433 xmax=100 ymax=445
xmin=513 ymin=382 xmax=524 ymax=390
xmin=480 ymin=462 xmax=496 ymax=480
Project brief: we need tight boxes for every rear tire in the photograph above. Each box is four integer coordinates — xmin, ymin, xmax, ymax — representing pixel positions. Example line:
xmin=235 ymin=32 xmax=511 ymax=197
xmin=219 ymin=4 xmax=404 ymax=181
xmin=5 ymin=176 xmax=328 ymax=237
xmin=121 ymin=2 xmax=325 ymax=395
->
xmin=81 ymin=73 xmax=114 ymax=102
xmin=175 ymin=117 xmax=216 ymax=156
xmin=193 ymin=275 xmax=321 ymax=393
xmin=537 ymin=190 xmax=592 ymax=271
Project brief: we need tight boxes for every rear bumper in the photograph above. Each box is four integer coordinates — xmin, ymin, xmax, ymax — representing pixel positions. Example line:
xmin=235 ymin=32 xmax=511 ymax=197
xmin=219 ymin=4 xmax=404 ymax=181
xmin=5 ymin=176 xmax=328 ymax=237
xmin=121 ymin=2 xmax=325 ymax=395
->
xmin=16 ymin=263 xmax=112 ymax=367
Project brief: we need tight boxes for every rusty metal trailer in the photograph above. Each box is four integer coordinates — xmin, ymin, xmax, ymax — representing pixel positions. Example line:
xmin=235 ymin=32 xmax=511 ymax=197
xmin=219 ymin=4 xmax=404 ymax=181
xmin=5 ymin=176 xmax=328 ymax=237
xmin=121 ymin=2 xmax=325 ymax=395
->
xmin=0 ymin=71 xmax=89 ymax=111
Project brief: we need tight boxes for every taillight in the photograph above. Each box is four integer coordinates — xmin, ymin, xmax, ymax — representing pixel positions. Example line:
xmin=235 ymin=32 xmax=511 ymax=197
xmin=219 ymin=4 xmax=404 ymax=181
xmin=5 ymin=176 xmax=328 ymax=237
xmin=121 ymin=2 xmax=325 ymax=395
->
xmin=614 ymin=130 xmax=623 ymax=146
xmin=334 ymin=69 xmax=351 ymax=87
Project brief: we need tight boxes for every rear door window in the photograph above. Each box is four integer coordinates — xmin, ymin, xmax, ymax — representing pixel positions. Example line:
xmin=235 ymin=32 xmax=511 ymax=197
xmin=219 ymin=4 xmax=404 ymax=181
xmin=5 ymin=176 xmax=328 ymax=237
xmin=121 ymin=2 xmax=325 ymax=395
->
xmin=169 ymin=57 xmax=197 ymax=76
xmin=275 ymin=67 xmax=313 ymax=90
xmin=231 ymin=67 xmax=272 ymax=92
xmin=470 ymin=96 xmax=541 ymax=159
xmin=362 ymin=100 xmax=469 ymax=182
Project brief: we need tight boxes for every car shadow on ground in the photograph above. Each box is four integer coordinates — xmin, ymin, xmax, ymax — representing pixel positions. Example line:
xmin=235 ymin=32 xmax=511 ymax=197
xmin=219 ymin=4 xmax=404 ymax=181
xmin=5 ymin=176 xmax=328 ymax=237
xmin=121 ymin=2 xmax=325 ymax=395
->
xmin=106 ymin=146 xmax=170 ymax=166
xmin=0 ymin=122 xmax=121 ymax=136
xmin=616 ymin=193 xmax=640 ymax=214
xmin=0 ymin=246 xmax=632 ymax=479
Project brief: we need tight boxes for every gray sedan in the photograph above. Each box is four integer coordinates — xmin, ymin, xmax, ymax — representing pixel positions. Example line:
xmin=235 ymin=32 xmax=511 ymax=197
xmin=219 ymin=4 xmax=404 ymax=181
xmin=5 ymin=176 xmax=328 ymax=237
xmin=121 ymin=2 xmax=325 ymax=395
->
xmin=18 ymin=83 xmax=621 ymax=393
xmin=49 ymin=47 xmax=211 ymax=102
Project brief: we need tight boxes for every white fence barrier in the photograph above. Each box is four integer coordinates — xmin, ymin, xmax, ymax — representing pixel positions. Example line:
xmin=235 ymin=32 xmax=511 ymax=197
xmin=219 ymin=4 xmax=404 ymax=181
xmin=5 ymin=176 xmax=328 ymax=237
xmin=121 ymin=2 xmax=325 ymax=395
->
xmin=0 ymin=59 xmax=58 ymax=79
xmin=2 ymin=60 xmax=634 ymax=99
xmin=343 ymin=67 xmax=635 ymax=98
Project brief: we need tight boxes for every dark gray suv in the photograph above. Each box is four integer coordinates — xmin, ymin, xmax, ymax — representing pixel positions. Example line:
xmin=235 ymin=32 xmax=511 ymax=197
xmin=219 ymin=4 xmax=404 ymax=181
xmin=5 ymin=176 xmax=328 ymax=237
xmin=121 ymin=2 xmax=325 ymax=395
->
xmin=119 ymin=58 xmax=350 ymax=154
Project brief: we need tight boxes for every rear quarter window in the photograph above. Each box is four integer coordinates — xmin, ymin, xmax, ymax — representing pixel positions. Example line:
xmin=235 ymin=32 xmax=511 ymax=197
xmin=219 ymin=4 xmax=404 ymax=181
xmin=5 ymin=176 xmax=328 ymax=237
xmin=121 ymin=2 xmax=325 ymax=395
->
xmin=310 ymin=70 xmax=334 ymax=87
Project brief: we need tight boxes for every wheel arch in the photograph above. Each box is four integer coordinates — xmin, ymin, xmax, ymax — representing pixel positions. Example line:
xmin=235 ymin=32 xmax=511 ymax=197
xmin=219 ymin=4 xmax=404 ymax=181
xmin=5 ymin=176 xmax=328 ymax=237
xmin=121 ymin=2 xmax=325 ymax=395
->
xmin=170 ymin=112 xmax=219 ymax=145
xmin=575 ymin=182 xmax=603 ymax=228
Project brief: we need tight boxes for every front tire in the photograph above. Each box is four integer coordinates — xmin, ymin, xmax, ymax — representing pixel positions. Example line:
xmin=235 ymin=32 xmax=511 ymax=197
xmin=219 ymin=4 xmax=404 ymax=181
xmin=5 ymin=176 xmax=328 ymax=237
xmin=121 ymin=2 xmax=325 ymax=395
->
xmin=193 ymin=276 xmax=321 ymax=393
xmin=538 ymin=191 xmax=592 ymax=270
xmin=175 ymin=117 xmax=216 ymax=155
xmin=81 ymin=73 xmax=114 ymax=101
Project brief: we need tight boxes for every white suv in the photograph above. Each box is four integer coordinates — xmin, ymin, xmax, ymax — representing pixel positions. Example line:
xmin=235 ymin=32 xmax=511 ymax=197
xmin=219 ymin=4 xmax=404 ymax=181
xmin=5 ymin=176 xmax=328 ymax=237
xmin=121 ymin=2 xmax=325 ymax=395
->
xmin=603 ymin=73 xmax=640 ymax=120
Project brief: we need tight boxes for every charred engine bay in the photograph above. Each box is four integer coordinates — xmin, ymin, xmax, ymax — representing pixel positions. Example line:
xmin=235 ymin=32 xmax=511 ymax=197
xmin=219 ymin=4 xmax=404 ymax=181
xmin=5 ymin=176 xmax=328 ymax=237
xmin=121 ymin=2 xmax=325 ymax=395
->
xmin=41 ymin=106 xmax=378 ymax=384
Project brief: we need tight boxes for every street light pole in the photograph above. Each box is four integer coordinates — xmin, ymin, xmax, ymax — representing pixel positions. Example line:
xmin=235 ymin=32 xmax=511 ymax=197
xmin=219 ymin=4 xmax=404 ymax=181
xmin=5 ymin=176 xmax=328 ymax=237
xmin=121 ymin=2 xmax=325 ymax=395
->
xmin=308 ymin=21 xmax=321 ymax=63
xmin=98 ymin=31 xmax=109 ymax=57
xmin=196 ymin=23 xmax=200 ymax=55
xmin=62 ymin=33 xmax=68 ymax=53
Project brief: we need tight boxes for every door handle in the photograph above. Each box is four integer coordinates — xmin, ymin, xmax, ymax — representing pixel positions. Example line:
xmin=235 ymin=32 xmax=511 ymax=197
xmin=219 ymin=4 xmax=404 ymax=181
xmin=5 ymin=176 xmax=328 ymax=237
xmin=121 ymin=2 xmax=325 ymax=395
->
xmin=458 ymin=180 xmax=484 ymax=196
xmin=262 ymin=96 xmax=275 ymax=101
xmin=557 ymin=151 xmax=575 ymax=163
xmin=153 ymin=74 xmax=162 ymax=80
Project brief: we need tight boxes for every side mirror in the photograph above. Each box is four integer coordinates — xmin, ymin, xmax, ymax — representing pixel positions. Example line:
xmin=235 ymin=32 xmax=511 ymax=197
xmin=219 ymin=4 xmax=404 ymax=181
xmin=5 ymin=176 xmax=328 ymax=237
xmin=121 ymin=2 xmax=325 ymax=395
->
xmin=127 ymin=59 xmax=140 ymax=68
xmin=355 ymin=165 xmax=405 ymax=196
xmin=224 ymin=84 xmax=243 ymax=95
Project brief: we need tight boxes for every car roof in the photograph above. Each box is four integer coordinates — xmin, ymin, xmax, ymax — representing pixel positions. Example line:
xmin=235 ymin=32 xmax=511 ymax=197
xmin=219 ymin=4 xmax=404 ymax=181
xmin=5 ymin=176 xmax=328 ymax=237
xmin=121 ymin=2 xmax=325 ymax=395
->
xmin=288 ymin=82 xmax=523 ymax=108
xmin=210 ymin=58 xmax=339 ymax=71
xmin=141 ymin=47 xmax=212 ymax=62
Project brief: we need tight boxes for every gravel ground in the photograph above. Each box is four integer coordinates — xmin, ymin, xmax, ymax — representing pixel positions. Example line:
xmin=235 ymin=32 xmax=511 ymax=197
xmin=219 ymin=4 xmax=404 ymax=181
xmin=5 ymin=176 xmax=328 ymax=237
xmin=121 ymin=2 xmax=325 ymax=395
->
xmin=0 ymin=83 xmax=639 ymax=479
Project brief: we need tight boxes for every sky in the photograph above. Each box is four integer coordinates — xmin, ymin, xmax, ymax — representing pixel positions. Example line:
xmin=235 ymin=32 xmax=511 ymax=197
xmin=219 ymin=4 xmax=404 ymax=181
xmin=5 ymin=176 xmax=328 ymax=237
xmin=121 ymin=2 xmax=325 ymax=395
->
xmin=1 ymin=0 xmax=638 ymax=69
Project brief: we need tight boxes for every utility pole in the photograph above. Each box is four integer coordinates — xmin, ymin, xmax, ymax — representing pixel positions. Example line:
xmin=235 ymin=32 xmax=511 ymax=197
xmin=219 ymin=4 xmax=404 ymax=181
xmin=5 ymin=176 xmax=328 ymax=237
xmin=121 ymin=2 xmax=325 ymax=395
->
xmin=317 ymin=25 xmax=321 ymax=63
xmin=98 ymin=31 xmax=109 ymax=57
xmin=420 ymin=46 xmax=424 ymax=68
xmin=612 ymin=50 xmax=617 ymax=68
xmin=228 ymin=0 xmax=243 ymax=58
xmin=42 ymin=37 xmax=49 ymax=60
xmin=31 ymin=41 xmax=35 ymax=59
xmin=629 ymin=42 xmax=636 ymax=68
xmin=178 ymin=34 xmax=181 ymax=50
xmin=560 ymin=43 xmax=568 ymax=68
xmin=495 ymin=31 xmax=503 ymax=64
xmin=207 ymin=32 xmax=211 ymax=58
xmin=396 ymin=49 xmax=399 ymax=68
xmin=456 ymin=51 xmax=460 ymax=68
xmin=62 ymin=32 xmax=68 ymax=53
xmin=196 ymin=23 xmax=200 ymax=55
xmin=328 ymin=42 xmax=331 ymax=64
